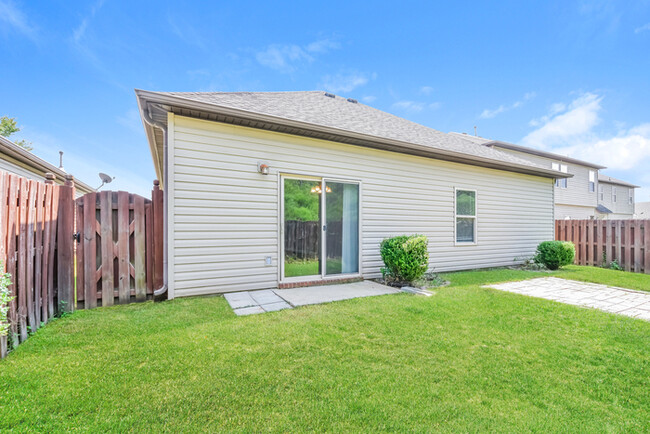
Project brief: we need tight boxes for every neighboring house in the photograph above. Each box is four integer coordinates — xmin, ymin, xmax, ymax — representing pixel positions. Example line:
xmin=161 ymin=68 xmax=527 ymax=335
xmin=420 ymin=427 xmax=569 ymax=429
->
xmin=136 ymin=90 xmax=568 ymax=298
xmin=597 ymin=174 xmax=638 ymax=219
xmin=0 ymin=135 xmax=94 ymax=196
xmin=636 ymin=202 xmax=650 ymax=218
xmin=450 ymin=132 xmax=639 ymax=220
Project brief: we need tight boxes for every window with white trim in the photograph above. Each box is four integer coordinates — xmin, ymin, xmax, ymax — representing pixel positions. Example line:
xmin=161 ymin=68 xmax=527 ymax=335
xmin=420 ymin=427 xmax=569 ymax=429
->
xmin=588 ymin=170 xmax=595 ymax=192
xmin=612 ymin=187 xmax=617 ymax=203
xmin=455 ymin=189 xmax=476 ymax=244
xmin=629 ymin=189 xmax=634 ymax=205
xmin=598 ymin=184 xmax=604 ymax=201
xmin=552 ymin=162 xmax=568 ymax=188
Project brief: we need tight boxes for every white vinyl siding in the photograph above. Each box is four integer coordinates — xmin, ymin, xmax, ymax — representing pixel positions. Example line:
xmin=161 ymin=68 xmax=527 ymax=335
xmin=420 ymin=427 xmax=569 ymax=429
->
xmin=599 ymin=184 xmax=604 ymax=201
xmin=499 ymin=148 xmax=598 ymax=210
xmin=554 ymin=204 xmax=597 ymax=220
xmin=588 ymin=170 xmax=596 ymax=192
xmin=168 ymin=115 xmax=555 ymax=297
xmin=598 ymin=182 xmax=635 ymax=218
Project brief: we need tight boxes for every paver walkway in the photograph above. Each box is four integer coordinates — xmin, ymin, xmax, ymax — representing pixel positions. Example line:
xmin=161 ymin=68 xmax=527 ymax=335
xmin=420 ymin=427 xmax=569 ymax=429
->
xmin=487 ymin=277 xmax=650 ymax=321
xmin=224 ymin=280 xmax=399 ymax=316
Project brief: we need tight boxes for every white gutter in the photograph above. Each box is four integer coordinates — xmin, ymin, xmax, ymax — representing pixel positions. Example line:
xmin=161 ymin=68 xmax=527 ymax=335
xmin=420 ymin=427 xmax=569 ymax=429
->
xmin=140 ymin=104 xmax=168 ymax=298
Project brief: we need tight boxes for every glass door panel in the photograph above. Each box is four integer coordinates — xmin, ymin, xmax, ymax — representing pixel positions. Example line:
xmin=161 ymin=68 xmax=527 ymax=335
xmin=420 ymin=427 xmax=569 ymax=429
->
xmin=325 ymin=181 xmax=359 ymax=275
xmin=283 ymin=178 xmax=322 ymax=278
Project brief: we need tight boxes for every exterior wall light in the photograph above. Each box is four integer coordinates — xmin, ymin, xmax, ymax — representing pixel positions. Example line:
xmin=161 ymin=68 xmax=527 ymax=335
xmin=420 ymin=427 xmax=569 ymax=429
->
xmin=257 ymin=162 xmax=270 ymax=175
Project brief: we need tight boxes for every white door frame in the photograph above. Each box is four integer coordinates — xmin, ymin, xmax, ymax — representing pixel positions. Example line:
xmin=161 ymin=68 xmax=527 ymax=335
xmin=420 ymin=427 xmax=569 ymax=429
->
xmin=279 ymin=173 xmax=362 ymax=284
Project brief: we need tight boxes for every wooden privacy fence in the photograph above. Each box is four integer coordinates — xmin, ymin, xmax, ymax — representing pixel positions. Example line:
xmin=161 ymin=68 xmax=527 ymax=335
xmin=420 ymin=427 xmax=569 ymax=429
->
xmin=0 ymin=172 xmax=65 ymax=358
xmin=75 ymin=187 xmax=163 ymax=309
xmin=285 ymin=220 xmax=342 ymax=259
xmin=556 ymin=219 xmax=650 ymax=273
xmin=0 ymin=170 xmax=163 ymax=359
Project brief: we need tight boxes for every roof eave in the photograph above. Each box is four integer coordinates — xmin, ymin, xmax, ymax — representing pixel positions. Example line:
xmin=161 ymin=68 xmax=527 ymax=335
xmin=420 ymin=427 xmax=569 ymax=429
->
xmin=486 ymin=141 xmax=607 ymax=170
xmin=135 ymin=90 xmax=571 ymax=180
xmin=0 ymin=136 xmax=95 ymax=193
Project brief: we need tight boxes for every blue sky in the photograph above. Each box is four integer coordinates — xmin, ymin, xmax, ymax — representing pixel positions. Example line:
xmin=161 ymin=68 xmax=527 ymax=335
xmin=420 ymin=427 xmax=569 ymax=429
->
xmin=1 ymin=0 xmax=650 ymax=199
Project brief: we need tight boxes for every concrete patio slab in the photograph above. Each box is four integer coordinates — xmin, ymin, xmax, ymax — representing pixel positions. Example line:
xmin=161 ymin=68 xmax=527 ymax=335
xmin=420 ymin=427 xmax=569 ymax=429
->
xmin=233 ymin=306 xmax=265 ymax=316
xmin=486 ymin=277 xmax=650 ymax=321
xmin=225 ymin=280 xmax=400 ymax=315
xmin=274 ymin=280 xmax=400 ymax=307
xmin=224 ymin=292 xmax=257 ymax=309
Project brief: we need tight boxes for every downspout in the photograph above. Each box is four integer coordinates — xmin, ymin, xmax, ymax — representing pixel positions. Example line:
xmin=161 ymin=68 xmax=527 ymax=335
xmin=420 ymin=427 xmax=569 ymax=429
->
xmin=142 ymin=104 xmax=169 ymax=297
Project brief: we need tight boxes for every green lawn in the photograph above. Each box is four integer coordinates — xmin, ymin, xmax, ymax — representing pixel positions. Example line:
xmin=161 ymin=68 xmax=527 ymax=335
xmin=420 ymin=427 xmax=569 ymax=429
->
xmin=441 ymin=265 xmax=650 ymax=292
xmin=1 ymin=266 xmax=649 ymax=431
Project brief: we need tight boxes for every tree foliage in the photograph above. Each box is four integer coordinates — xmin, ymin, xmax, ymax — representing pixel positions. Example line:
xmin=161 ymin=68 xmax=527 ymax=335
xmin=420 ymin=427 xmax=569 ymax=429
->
xmin=0 ymin=116 xmax=33 ymax=151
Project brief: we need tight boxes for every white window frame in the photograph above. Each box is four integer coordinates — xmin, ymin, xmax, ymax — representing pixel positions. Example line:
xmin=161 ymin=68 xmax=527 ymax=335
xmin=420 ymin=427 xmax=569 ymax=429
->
xmin=629 ymin=189 xmax=634 ymax=205
xmin=588 ymin=170 xmax=595 ymax=193
xmin=552 ymin=162 xmax=568 ymax=188
xmin=454 ymin=188 xmax=477 ymax=246
xmin=612 ymin=187 xmax=617 ymax=203
xmin=598 ymin=184 xmax=604 ymax=201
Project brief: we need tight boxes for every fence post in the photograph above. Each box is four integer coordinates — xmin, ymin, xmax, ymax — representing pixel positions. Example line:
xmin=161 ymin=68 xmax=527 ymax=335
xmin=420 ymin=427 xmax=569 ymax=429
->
xmin=152 ymin=180 xmax=164 ymax=290
xmin=57 ymin=175 xmax=75 ymax=314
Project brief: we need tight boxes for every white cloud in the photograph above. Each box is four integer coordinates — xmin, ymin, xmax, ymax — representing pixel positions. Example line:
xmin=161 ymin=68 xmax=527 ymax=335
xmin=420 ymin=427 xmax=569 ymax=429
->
xmin=480 ymin=91 xmax=536 ymax=119
xmin=0 ymin=0 xmax=37 ymax=40
xmin=72 ymin=0 xmax=104 ymax=44
xmin=256 ymin=38 xmax=339 ymax=73
xmin=521 ymin=92 xmax=650 ymax=200
xmin=635 ymin=23 xmax=650 ymax=34
xmin=319 ymin=72 xmax=369 ymax=93
xmin=392 ymin=101 xmax=425 ymax=112
xmin=522 ymin=93 xmax=602 ymax=149
xmin=116 ymin=108 xmax=143 ymax=134
xmin=420 ymin=86 xmax=434 ymax=95
xmin=306 ymin=38 xmax=339 ymax=53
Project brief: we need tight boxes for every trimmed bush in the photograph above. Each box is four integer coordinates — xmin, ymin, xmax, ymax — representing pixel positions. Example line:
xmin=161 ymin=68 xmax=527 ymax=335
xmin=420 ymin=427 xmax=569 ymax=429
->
xmin=534 ymin=241 xmax=575 ymax=270
xmin=380 ymin=235 xmax=429 ymax=283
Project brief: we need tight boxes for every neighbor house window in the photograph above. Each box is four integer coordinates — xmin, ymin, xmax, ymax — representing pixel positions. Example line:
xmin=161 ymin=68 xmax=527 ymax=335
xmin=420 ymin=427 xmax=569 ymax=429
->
xmin=612 ymin=187 xmax=617 ymax=203
xmin=598 ymin=185 xmax=604 ymax=201
xmin=589 ymin=171 xmax=596 ymax=192
xmin=552 ymin=162 xmax=568 ymax=188
xmin=456 ymin=189 xmax=476 ymax=244
xmin=629 ymin=189 xmax=634 ymax=205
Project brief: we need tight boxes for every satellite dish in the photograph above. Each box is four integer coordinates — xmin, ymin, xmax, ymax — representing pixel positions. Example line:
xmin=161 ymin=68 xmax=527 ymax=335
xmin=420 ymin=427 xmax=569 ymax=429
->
xmin=99 ymin=173 xmax=113 ymax=184
xmin=96 ymin=172 xmax=115 ymax=190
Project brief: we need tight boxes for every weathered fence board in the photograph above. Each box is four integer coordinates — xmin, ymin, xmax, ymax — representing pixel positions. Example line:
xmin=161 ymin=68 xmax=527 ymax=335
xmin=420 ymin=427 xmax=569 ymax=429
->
xmin=1 ymin=171 xmax=163 ymax=359
xmin=74 ymin=186 xmax=162 ymax=308
xmin=556 ymin=219 xmax=650 ymax=274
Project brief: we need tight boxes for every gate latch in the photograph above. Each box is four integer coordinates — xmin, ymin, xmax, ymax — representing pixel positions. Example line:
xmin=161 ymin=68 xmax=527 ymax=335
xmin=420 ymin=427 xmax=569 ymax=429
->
xmin=73 ymin=232 xmax=81 ymax=243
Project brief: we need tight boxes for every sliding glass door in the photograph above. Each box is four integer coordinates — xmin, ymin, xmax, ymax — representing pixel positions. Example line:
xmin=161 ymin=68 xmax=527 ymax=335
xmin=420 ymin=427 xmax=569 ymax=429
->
xmin=325 ymin=181 xmax=359 ymax=275
xmin=282 ymin=176 xmax=359 ymax=281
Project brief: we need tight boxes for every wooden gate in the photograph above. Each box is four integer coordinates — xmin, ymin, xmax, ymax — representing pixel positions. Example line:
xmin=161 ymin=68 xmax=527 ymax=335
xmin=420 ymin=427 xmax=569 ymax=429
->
xmin=75 ymin=183 xmax=163 ymax=309
xmin=1 ymin=170 xmax=163 ymax=358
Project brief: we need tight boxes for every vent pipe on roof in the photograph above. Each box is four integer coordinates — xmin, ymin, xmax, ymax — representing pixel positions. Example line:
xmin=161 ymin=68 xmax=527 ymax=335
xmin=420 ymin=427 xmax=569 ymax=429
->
xmin=58 ymin=151 xmax=65 ymax=172
xmin=324 ymin=92 xmax=335 ymax=98
xmin=474 ymin=126 xmax=477 ymax=137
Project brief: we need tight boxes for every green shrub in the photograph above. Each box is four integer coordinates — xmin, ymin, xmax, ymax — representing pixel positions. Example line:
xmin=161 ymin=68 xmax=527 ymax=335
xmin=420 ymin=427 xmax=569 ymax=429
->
xmin=534 ymin=241 xmax=575 ymax=270
xmin=1 ymin=262 xmax=13 ymax=338
xmin=380 ymin=235 xmax=429 ymax=283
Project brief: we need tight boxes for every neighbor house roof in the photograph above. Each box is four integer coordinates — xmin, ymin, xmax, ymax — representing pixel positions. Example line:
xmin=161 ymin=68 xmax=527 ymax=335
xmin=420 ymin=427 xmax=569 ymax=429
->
xmin=596 ymin=204 xmax=613 ymax=214
xmin=598 ymin=174 xmax=639 ymax=188
xmin=135 ymin=90 xmax=572 ymax=183
xmin=448 ymin=132 xmax=606 ymax=169
xmin=0 ymin=135 xmax=94 ymax=194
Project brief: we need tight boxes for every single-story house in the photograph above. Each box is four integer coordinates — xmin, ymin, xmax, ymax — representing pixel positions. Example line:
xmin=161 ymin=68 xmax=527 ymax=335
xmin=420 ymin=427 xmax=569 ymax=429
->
xmin=136 ymin=90 xmax=569 ymax=298
xmin=0 ymin=135 xmax=94 ymax=196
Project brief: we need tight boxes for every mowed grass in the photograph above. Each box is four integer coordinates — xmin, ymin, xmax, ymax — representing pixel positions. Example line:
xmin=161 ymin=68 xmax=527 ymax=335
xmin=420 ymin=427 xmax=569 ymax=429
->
xmin=441 ymin=264 xmax=650 ymax=292
xmin=1 ymin=267 xmax=649 ymax=431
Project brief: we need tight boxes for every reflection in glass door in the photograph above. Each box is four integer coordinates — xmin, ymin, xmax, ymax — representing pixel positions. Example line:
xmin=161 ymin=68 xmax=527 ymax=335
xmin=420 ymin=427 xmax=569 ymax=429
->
xmin=325 ymin=181 xmax=359 ymax=275
xmin=283 ymin=178 xmax=321 ymax=278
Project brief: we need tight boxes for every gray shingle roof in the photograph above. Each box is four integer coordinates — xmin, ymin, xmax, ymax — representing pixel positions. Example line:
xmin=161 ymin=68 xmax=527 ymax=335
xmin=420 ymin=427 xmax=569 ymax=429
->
xmin=598 ymin=173 xmax=639 ymax=188
xmin=151 ymin=91 xmax=551 ymax=171
xmin=596 ymin=204 xmax=613 ymax=214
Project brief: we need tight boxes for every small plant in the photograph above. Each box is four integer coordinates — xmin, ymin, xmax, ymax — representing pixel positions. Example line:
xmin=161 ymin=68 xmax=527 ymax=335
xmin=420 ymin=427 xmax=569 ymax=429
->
xmin=609 ymin=259 xmax=623 ymax=271
xmin=534 ymin=241 xmax=575 ymax=270
xmin=380 ymin=235 xmax=429 ymax=284
xmin=0 ymin=263 xmax=14 ymax=339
